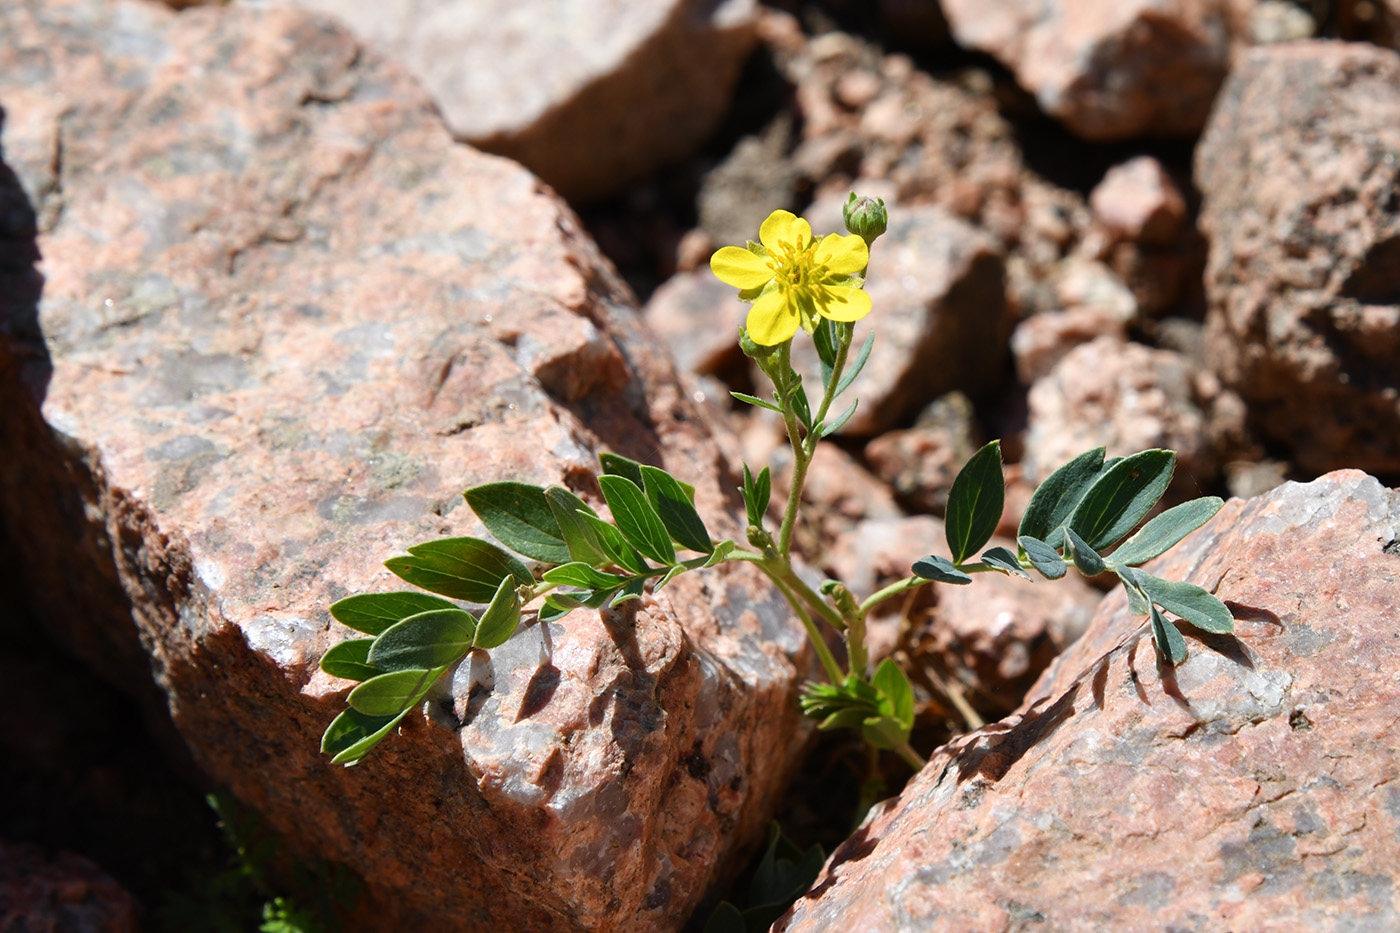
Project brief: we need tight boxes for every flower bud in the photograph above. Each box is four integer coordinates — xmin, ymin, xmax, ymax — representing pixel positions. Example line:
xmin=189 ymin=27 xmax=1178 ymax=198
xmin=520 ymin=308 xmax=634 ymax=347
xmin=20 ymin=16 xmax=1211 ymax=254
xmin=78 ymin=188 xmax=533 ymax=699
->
xmin=739 ymin=326 xmax=780 ymax=360
xmin=842 ymin=192 xmax=888 ymax=246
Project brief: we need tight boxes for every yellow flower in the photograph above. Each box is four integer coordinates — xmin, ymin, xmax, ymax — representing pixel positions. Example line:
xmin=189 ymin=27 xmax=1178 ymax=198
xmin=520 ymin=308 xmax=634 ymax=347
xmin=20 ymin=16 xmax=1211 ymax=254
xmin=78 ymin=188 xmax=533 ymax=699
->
xmin=710 ymin=210 xmax=871 ymax=346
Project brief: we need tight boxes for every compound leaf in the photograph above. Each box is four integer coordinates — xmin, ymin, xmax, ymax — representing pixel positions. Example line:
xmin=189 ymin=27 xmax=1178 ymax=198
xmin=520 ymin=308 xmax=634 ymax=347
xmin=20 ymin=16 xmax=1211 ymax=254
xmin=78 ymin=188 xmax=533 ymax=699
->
xmin=1018 ymin=447 xmax=1107 ymax=550
xmin=1067 ymin=449 xmax=1176 ymax=551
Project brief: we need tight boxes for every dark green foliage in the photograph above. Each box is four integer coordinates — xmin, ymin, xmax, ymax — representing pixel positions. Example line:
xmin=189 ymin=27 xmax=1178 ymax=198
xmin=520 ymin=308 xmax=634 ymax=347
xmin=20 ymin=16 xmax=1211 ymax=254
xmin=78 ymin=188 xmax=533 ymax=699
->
xmin=944 ymin=440 xmax=1003 ymax=564
xmin=911 ymin=554 xmax=972 ymax=585
xmin=464 ymin=482 xmax=570 ymax=564
xmin=1066 ymin=449 xmax=1176 ymax=550
xmin=383 ymin=537 xmax=531 ymax=603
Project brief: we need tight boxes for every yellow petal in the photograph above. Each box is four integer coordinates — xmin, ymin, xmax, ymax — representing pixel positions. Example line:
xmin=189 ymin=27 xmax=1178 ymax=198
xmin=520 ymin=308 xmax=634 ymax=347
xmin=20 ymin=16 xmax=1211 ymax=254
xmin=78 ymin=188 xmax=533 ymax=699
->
xmin=746 ymin=289 xmax=799 ymax=345
xmin=759 ymin=210 xmax=812 ymax=253
xmin=710 ymin=246 xmax=774 ymax=290
xmin=815 ymin=285 xmax=872 ymax=323
xmin=815 ymin=233 xmax=869 ymax=275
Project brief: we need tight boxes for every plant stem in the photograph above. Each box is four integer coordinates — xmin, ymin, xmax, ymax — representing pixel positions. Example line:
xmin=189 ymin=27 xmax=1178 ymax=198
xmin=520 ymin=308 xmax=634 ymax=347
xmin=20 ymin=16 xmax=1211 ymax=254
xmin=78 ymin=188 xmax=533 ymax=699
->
xmin=762 ymin=568 xmax=845 ymax=683
xmin=894 ymin=741 xmax=927 ymax=771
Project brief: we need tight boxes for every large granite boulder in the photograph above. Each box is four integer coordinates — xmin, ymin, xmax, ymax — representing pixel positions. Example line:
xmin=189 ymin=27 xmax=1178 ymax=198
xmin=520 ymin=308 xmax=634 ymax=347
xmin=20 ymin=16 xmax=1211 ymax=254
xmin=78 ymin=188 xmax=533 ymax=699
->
xmin=940 ymin=0 xmax=1242 ymax=140
xmin=241 ymin=0 xmax=761 ymax=204
xmin=1197 ymin=41 xmax=1400 ymax=477
xmin=0 ymin=2 xmax=811 ymax=930
xmin=779 ymin=470 xmax=1400 ymax=930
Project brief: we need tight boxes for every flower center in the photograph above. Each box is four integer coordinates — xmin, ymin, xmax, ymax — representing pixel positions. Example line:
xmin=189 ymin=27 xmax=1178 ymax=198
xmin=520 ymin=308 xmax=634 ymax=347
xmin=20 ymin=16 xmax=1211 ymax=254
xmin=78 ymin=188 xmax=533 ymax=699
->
xmin=767 ymin=236 xmax=820 ymax=292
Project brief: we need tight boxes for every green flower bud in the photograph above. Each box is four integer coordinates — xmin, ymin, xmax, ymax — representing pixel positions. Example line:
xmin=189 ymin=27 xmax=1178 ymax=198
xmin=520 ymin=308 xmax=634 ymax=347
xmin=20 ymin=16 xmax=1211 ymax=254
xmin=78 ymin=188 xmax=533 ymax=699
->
xmin=842 ymin=192 xmax=888 ymax=246
xmin=739 ymin=326 xmax=780 ymax=360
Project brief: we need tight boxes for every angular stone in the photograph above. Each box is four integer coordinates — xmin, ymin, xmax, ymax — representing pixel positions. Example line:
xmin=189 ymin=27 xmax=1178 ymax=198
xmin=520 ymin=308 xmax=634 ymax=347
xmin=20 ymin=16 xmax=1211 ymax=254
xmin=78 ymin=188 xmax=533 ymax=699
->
xmin=940 ymin=0 xmax=1238 ymax=140
xmin=781 ymin=471 xmax=1400 ymax=931
xmin=791 ymin=200 xmax=1007 ymax=436
xmin=244 ymin=0 xmax=761 ymax=203
xmin=1089 ymin=156 xmax=1188 ymax=246
xmin=0 ymin=842 xmax=139 ymax=933
xmin=0 ymin=3 xmax=811 ymax=930
xmin=1023 ymin=336 xmax=1209 ymax=484
xmin=1197 ymin=41 xmax=1400 ymax=476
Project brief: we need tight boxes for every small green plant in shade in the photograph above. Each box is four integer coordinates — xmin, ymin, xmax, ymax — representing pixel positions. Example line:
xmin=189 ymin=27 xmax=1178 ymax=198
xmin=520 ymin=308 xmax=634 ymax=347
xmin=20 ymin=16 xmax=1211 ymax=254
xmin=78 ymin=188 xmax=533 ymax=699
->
xmin=703 ymin=822 xmax=825 ymax=933
xmin=317 ymin=194 xmax=1234 ymax=772
xmin=156 ymin=792 xmax=358 ymax=933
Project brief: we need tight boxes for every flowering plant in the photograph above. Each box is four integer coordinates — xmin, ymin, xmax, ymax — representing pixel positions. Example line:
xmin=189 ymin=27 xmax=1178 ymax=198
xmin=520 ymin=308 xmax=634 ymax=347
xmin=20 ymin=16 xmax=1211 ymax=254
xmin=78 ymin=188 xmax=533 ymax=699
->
xmin=315 ymin=196 xmax=1234 ymax=774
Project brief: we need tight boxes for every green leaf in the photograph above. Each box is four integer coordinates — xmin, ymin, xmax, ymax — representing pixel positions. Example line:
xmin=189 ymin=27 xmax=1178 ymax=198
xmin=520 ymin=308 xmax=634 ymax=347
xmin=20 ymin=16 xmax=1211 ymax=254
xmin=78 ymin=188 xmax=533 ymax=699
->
xmin=542 ymin=562 xmax=626 ymax=590
xmin=464 ymin=482 xmax=569 ymax=564
xmin=641 ymin=465 xmax=713 ymax=553
xmin=610 ymin=577 xmax=646 ymax=606
xmin=654 ymin=564 xmax=689 ymax=592
xmin=819 ymin=399 xmax=858 ymax=437
xmin=473 ymin=575 xmax=522 ymax=649
xmin=731 ymin=391 xmax=782 ymax=414
xmin=598 ymin=474 xmax=676 ymax=565
xmin=814 ymin=317 xmax=839 ymax=388
xmin=911 ymin=554 xmax=972 ymax=585
xmin=980 ymin=546 xmax=1032 ymax=581
xmin=703 ymin=902 xmax=746 ymax=933
xmin=703 ymin=539 xmax=735 ymax=568
xmin=368 ymin=609 xmax=476 ymax=672
xmin=328 ymin=591 xmax=459 ymax=636
xmin=1063 ymin=527 xmax=1106 ymax=577
xmin=944 ymin=440 xmax=1004 ymax=564
xmin=834 ymin=330 xmax=874 ymax=397
xmin=1107 ymin=497 xmax=1223 ymax=568
xmin=1122 ymin=574 xmax=1150 ymax=615
xmin=819 ymin=708 xmax=870 ymax=731
xmin=321 ymin=707 xmax=408 ymax=766
xmin=1150 ymin=602 xmax=1187 ymax=665
xmin=539 ymin=596 xmax=574 ymax=623
xmin=873 ymin=658 xmax=914 ymax=729
xmin=599 ymin=452 xmax=646 ymax=489
xmin=1125 ymin=568 xmax=1235 ymax=633
xmin=862 ymin=714 xmax=911 ymax=751
xmin=319 ymin=638 xmax=381 ymax=681
xmin=544 ymin=486 xmax=609 ymax=566
xmin=1067 ymin=449 xmax=1176 ymax=551
xmin=1018 ymin=447 xmax=1108 ymax=550
xmin=742 ymin=464 xmax=771 ymax=528
xmin=578 ymin=512 xmax=650 ymax=575
xmin=792 ymin=382 xmax=813 ymax=431
xmin=1018 ymin=535 xmax=1066 ymax=580
xmin=346 ymin=668 xmax=440 ymax=717
xmin=384 ymin=537 xmax=532 ymax=603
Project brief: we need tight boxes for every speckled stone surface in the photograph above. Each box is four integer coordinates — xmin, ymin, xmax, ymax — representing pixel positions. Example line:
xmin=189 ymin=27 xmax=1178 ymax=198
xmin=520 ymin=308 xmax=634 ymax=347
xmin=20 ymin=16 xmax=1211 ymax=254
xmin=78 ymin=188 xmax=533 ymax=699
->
xmin=779 ymin=471 xmax=1400 ymax=931
xmin=0 ymin=2 xmax=811 ymax=929
xmin=239 ymin=0 xmax=760 ymax=203
xmin=1197 ymin=41 xmax=1400 ymax=477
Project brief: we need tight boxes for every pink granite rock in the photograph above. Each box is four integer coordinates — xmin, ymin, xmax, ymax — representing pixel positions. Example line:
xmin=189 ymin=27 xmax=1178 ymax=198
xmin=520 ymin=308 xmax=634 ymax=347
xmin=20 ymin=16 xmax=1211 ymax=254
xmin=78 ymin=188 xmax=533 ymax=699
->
xmin=862 ymin=393 xmax=979 ymax=515
xmin=0 ymin=842 xmax=139 ymax=933
xmin=244 ymin=0 xmax=761 ymax=203
xmin=1023 ymin=336 xmax=1211 ymax=484
xmin=642 ymin=268 xmax=747 ymax=378
xmin=1197 ymin=41 xmax=1400 ymax=477
xmin=781 ymin=470 xmax=1400 ymax=931
xmin=0 ymin=3 xmax=812 ymax=930
xmin=1089 ymin=156 xmax=1188 ymax=246
xmin=940 ymin=0 xmax=1238 ymax=140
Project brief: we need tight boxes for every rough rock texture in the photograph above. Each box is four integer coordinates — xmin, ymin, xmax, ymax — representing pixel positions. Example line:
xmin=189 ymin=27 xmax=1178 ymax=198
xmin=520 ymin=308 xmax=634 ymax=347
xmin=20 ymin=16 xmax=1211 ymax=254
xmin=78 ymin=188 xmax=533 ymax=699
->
xmin=941 ymin=0 xmax=1240 ymax=140
xmin=1089 ymin=156 xmax=1187 ymax=246
xmin=0 ymin=842 xmax=139 ymax=933
xmin=863 ymin=394 xmax=979 ymax=515
xmin=781 ymin=470 xmax=1400 ymax=931
xmin=1023 ymin=336 xmax=1212 ymax=484
xmin=1197 ymin=41 xmax=1400 ymax=477
xmin=0 ymin=3 xmax=811 ymax=930
xmin=790 ymin=201 xmax=1008 ymax=436
xmin=245 ymin=0 xmax=760 ymax=204
xmin=642 ymin=268 xmax=746 ymax=378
